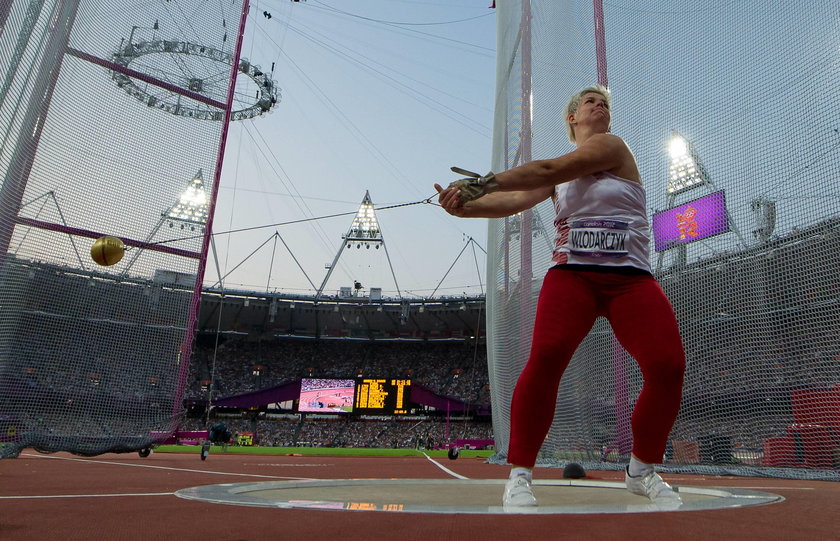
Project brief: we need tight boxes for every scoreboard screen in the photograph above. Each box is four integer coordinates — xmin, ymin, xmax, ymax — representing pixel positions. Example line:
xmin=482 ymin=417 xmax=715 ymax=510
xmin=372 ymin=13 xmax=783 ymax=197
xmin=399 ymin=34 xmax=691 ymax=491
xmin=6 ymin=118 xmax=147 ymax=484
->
xmin=651 ymin=190 xmax=729 ymax=252
xmin=298 ymin=378 xmax=356 ymax=413
xmin=353 ymin=378 xmax=412 ymax=415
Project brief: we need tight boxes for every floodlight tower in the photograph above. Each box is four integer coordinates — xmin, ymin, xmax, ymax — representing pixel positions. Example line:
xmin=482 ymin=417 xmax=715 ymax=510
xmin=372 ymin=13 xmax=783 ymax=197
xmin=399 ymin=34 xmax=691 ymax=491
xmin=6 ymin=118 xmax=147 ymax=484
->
xmin=121 ymin=169 xmax=209 ymax=274
xmin=655 ymin=132 xmax=745 ymax=272
xmin=167 ymin=170 xmax=209 ymax=227
xmin=315 ymin=191 xmax=402 ymax=301
xmin=666 ymin=134 xmax=709 ymax=196
xmin=504 ymin=207 xmax=553 ymax=257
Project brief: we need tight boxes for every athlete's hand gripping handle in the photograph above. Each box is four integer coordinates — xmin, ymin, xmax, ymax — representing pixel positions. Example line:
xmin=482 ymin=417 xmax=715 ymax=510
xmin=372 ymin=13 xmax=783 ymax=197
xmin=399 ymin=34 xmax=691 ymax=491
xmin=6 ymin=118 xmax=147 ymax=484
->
xmin=447 ymin=166 xmax=499 ymax=203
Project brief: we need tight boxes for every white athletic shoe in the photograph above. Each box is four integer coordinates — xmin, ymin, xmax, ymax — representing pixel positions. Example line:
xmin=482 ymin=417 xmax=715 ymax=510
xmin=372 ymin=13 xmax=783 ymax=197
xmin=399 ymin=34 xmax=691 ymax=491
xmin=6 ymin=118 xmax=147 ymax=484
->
xmin=625 ymin=468 xmax=682 ymax=504
xmin=503 ymin=475 xmax=538 ymax=508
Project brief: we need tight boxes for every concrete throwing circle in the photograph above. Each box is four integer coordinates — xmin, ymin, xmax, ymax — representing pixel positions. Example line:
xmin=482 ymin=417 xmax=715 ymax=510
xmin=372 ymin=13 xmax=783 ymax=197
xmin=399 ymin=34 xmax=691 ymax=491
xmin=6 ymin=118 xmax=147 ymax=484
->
xmin=175 ymin=478 xmax=783 ymax=514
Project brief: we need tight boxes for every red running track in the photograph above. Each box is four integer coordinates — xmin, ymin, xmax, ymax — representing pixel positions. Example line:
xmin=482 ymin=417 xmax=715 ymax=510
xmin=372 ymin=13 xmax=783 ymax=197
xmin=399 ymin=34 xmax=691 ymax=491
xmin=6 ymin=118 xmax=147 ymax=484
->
xmin=0 ymin=451 xmax=836 ymax=540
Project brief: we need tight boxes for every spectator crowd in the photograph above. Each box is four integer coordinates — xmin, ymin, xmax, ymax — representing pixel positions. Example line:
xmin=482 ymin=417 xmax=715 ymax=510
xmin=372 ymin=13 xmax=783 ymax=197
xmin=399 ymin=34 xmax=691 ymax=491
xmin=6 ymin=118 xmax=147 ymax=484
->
xmin=182 ymin=337 xmax=493 ymax=448
xmin=186 ymin=338 xmax=490 ymax=407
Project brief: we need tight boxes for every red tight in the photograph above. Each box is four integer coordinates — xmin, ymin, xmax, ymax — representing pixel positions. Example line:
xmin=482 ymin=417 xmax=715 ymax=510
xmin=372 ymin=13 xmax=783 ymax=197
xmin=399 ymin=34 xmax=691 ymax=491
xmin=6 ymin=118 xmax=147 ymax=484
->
xmin=507 ymin=267 xmax=685 ymax=468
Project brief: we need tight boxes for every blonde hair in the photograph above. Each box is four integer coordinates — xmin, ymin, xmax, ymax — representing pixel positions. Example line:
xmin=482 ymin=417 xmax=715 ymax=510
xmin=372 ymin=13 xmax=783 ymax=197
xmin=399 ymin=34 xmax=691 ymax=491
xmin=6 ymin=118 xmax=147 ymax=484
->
xmin=564 ymin=85 xmax=611 ymax=143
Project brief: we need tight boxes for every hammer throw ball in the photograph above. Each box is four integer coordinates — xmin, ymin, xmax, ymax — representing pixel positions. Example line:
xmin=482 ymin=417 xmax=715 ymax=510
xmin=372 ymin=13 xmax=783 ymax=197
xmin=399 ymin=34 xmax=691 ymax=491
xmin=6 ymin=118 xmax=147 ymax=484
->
xmin=90 ymin=235 xmax=125 ymax=266
xmin=562 ymin=462 xmax=586 ymax=479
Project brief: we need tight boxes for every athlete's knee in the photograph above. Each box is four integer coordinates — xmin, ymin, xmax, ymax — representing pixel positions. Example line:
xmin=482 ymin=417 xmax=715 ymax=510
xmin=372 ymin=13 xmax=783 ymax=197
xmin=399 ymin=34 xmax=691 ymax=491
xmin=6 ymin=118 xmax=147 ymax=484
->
xmin=517 ymin=354 xmax=567 ymax=393
xmin=526 ymin=335 xmax=578 ymax=372
xmin=641 ymin=351 xmax=685 ymax=387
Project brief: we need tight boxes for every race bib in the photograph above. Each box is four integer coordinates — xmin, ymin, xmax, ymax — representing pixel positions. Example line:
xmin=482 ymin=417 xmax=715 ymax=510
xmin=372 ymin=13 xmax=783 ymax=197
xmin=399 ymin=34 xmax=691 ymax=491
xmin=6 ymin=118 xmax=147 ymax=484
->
xmin=567 ymin=218 xmax=630 ymax=258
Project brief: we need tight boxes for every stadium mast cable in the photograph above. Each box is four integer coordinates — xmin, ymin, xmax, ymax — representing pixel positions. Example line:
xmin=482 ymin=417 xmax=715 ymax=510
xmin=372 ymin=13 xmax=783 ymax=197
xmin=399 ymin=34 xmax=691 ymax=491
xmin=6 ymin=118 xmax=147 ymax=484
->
xmin=131 ymin=195 xmax=445 ymax=249
xmin=305 ymin=0 xmax=495 ymax=27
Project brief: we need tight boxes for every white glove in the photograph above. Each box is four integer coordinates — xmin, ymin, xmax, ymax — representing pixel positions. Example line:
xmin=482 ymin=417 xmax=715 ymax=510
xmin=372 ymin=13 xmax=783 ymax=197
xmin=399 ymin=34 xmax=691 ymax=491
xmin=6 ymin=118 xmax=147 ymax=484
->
xmin=448 ymin=166 xmax=499 ymax=203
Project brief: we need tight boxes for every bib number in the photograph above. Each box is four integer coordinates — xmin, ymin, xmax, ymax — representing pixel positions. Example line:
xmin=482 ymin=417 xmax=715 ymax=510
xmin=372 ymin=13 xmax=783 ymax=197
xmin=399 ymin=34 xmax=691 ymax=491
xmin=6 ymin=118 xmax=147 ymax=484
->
xmin=568 ymin=218 xmax=629 ymax=258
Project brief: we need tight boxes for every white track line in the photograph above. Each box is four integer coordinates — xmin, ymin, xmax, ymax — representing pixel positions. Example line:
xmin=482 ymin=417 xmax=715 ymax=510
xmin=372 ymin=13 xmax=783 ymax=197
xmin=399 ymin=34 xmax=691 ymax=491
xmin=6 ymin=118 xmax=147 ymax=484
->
xmin=727 ymin=486 xmax=814 ymax=491
xmin=21 ymin=453 xmax=315 ymax=480
xmin=0 ymin=492 xmax=175 ymax=500
xmin=421 ymin=452 xmax=469 ymax=480
xmin=653 ymin=476 xmax=816 ymax=490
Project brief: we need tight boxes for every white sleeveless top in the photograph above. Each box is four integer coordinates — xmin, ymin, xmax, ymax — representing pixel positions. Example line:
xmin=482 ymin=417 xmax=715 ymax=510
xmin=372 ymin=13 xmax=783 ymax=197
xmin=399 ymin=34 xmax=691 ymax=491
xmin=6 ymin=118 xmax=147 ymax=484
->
xmin=551 ymin=171 xmax=651 ymax=273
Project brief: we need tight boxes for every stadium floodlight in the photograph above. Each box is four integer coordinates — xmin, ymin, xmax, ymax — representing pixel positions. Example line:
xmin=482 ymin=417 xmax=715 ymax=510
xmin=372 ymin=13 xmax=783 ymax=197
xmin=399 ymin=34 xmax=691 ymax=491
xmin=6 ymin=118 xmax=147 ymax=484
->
xmin=166 ymin=170 xmax=208 ymax=229
xmin=317 ymin=190 xmax=401 ymax=301
xmin=344 ymin=190 xmax=382 ymax=249
xmin=667 ymin=132 xmax=709 ymax=195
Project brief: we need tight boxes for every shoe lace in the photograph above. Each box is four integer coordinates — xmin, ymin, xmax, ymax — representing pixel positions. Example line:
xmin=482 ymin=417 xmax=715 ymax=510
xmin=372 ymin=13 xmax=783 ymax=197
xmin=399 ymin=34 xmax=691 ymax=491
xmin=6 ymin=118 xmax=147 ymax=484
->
xmin=642 ymin=473 xmax=675 ymax=498
xmin=508 ymin=476 xmax=532 ymax=494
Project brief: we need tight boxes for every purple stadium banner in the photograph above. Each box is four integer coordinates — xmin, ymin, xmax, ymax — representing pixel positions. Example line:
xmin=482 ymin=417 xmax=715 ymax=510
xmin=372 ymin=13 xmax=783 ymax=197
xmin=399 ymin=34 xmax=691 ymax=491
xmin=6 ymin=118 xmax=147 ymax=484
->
xmin=652 ymin=191 xmax=730 ymax=252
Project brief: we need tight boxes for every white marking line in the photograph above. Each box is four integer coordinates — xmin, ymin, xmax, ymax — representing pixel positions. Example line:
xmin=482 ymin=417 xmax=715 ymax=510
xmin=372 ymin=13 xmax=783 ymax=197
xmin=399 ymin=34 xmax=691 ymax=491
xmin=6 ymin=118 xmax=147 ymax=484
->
xmin=663 ymin=473 xmax=814 ymax=490
xmin=0 ymin=492 xmax=175 ymax=500
xmin=639 ymin=475 xmax=814 ymax=492
xmin=728 ymin=486 xmax=814 ymax=491
xmin=659 ymin=476 xmax=814 ymax=491
xmin=422 ymin=452 xmax=469 ymax=480
xmin=21 ymin=453 xmax=316 ymax=481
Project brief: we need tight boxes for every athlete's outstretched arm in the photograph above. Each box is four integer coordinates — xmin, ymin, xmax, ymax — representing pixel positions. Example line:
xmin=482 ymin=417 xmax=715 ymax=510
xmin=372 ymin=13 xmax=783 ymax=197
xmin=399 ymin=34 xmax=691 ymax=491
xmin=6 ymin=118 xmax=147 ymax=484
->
xmin=493 ymin=134 xmax=631 ymax=192
xmin=434 ymin=184 xmax=552 ymax=219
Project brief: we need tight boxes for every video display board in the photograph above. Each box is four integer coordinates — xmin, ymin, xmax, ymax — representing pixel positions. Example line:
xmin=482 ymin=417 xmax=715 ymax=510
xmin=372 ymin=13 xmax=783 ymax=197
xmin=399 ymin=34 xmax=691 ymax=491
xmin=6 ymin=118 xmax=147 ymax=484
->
xmin=651 ymin=190 xmax=730 ymax=252
xmin=298 ymin=378 xmax=356 ymax=413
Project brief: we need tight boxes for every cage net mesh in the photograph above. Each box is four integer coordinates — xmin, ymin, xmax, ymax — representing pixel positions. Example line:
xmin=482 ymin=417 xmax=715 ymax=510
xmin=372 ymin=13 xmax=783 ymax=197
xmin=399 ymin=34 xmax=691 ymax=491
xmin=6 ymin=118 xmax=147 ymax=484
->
xmin=0 ymin=0 xmax=246 ymax=457
xmin=487 ymin=0 xmax=840 ymax=480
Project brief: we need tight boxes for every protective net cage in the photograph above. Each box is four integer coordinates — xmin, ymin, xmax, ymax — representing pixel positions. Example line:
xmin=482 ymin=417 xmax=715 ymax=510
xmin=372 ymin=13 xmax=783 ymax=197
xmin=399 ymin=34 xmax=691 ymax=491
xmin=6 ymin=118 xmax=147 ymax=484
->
xmin=0 ymin=0 xmax=247 ymax=457
xmin=488 ymin=1 xmax=840 ymax=480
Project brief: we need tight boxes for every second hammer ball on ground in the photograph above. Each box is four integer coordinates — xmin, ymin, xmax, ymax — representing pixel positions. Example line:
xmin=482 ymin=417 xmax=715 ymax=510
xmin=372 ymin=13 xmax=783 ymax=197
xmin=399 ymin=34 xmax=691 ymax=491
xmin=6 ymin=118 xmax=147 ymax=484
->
xmin=563 ymin=462 xmax=587 ymax=479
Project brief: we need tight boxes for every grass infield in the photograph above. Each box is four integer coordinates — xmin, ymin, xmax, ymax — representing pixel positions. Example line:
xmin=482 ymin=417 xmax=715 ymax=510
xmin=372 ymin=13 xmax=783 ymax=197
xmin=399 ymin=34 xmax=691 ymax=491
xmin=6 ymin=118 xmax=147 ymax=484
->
xmin=153 ymin=445 xmax=494 ymax=459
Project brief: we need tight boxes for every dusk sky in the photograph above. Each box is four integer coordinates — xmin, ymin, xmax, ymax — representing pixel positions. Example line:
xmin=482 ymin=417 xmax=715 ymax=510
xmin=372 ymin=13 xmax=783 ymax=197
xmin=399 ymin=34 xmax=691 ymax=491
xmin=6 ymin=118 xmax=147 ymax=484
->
xmin=5 ymin=0 xmax=834 ymax=298
xmin=211 ymin=0 xmax=497 ymax=298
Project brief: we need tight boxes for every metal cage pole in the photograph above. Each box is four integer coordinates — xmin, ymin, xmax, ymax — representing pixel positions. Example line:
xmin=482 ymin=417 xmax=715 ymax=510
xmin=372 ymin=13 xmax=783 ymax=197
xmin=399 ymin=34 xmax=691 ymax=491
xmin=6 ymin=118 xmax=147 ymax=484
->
xmin=594 ymin=0 xmax=632 ymax=458
xmin=0 ymin=0 xmax=81 ymax=259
